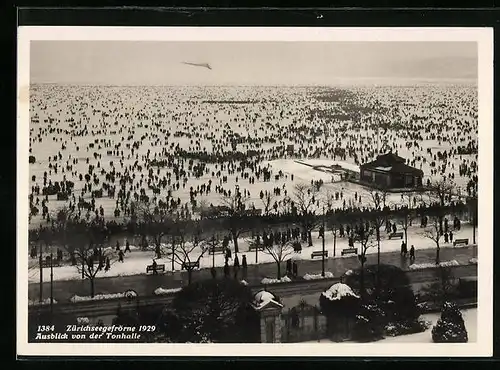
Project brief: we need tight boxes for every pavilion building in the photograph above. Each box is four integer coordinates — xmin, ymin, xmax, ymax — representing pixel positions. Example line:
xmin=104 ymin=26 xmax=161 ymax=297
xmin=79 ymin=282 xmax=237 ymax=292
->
xmin=359 ymin=152 xmax=423 ymax=189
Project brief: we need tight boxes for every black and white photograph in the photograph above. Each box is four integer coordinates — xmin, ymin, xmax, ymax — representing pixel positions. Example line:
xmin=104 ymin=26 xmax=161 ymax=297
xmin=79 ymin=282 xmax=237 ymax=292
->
xmin=17 ymin=27 xmax=493 ymax=357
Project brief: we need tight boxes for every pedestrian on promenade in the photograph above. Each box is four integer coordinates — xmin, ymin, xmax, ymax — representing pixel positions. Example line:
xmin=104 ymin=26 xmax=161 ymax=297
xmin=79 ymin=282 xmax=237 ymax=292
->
xmin=409 ymin=245 xmax=415 ymax=261
xmin=223 ymin=261 xmax=230 ymax=278
xmin=292 ymin=261 xmax=298 ymax=278
xmin=242 ymin=254 xmax=248 ymax=280
xmin=286 ymin=259 xmax=292 ymax=276
xmin=234 ymin=255 xmax=240 ymax=279
xmin=449 ymin=231 xmax=453 ymax=243
xmin=444 ymin=232 xmax=449 ymax=243
xmin=152 ymin=259 xmax=158 ymax=275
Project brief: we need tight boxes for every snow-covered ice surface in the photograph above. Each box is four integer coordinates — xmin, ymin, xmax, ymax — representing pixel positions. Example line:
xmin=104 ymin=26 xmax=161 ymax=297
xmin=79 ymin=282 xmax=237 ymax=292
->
xmin=28 ymin=84 xmax=477 ymax=226
xmin=303 ymin=308 xmax=477 ymax=343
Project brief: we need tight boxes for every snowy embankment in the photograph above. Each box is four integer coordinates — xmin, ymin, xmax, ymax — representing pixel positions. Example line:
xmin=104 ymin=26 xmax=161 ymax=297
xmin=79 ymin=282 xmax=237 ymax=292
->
xmin=303 ymin=272 xmax=334 ymax=280
xmin=69 ymin=290 xmax=137 ymax=303
xmin=408 ymin=260 xmax=460 ymax=270
xmin=261 ymin=276 xmax=292 ymax=285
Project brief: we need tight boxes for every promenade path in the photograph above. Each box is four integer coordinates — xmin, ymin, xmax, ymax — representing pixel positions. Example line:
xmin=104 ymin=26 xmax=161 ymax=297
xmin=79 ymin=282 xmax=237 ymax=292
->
xmin=29 ymin=244 xmax=477 ymax=302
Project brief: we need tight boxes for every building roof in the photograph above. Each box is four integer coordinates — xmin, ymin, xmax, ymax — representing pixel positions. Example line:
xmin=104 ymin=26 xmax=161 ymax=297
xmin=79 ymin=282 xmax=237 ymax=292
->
xmin=361 ymin=152 xmax=423 ymax=176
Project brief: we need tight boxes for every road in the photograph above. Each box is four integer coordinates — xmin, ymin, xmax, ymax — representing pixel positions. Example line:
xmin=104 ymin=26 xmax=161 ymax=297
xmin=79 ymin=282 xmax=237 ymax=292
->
xmin=28 ymin=244 xmax=477 ymax=302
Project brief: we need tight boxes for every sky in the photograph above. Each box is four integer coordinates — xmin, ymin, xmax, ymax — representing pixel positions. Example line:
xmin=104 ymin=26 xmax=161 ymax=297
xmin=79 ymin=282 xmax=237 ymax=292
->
xmin=30 ymin=41 xmax=478 ymax=86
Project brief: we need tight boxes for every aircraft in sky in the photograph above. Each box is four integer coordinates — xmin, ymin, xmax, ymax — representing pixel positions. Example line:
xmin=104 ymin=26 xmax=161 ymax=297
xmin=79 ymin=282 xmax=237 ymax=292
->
xmin=181 ymin=62 xmax=212 ymax=70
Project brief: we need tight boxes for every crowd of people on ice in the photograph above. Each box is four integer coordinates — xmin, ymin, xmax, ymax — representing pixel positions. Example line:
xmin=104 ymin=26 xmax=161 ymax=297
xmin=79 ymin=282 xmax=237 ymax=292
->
xmin=28 ymin=84 xmax=478 ymax=235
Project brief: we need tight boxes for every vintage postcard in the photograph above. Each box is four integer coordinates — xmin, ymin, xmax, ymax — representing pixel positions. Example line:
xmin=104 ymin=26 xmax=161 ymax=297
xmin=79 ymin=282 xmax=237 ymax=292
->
xmin=17 ymin=26 xmax=493 ymax=357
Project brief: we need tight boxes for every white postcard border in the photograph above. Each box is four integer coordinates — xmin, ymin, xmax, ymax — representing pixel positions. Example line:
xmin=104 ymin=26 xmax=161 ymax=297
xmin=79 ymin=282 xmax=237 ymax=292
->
xmin=17 ymin=26 xmax=493 ymax=357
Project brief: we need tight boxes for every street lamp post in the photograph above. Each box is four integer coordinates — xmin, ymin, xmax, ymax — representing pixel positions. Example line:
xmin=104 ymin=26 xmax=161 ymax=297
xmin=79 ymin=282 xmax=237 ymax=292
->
xmin=321 ymin=206 xmax=325 ymax=277
xmin=50 ymin=248 xmax=54 ymax=318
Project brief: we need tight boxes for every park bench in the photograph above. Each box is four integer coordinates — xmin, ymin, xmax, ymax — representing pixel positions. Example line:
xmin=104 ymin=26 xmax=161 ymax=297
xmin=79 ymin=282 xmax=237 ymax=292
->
xmin=146 ymin=264 xmax=165 ymax=274
xmin=40 ymin=259 xmax=61 ymax=268
xmin=248 ymin=244 xmax=265 ymax=252
xmin=211 ymin=245 xmax=226 ymax=254
xmin=341 ymin=248 xmax=357 ymax=256
xmin=311 ymin=250 xmax=328 ymax=259
xmin=388 ymin=231 xmax=404 ymax=240
xmin=182 ymin=261 xmax=200 ymax=270
xmin=453 ymin=238 xmax=469 ymax=247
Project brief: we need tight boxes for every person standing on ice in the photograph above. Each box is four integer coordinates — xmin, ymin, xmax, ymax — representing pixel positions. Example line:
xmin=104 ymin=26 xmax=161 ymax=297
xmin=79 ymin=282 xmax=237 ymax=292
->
xmin=125 ymin=240 xmax=131 ymax=253
xmin=118 ymin=250 xmax=124 ymax=263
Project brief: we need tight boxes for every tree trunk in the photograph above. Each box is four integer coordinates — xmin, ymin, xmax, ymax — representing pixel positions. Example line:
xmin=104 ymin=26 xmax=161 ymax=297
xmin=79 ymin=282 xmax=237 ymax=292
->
xmin=307 ymin=230 xmax=313 ymax=247
xmin=232 ymin=232 xmax=239 ymax=254
xmin=360 ymin=260 xmax=365 ymax=299
xmin=171 ymin=240 xmax=175 ymax=271
xmin=187 ymin=269 xmax=193 ymax=285
xmin=435 ymin=244 xmax=440 ymax=265
xmin=333 ymin=229 xmax=337 ymax=257
xmin=90 ymin=278 xmax=95 ymax=298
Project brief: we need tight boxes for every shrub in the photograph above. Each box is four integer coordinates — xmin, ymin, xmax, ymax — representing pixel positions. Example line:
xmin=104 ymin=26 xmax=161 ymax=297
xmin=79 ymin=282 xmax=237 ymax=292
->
xmin=351 ymin=301 xmax=386 ymax=342
xmin=431 ymin=301 xmax=468 ymax=343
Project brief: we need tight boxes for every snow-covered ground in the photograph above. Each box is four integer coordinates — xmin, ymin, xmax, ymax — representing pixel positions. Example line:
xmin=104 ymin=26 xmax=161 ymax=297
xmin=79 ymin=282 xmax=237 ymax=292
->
xmin=28 ymin=222 xmax=476 ymax=283
xmin=304 ymin=308 xmax=477 ymax=343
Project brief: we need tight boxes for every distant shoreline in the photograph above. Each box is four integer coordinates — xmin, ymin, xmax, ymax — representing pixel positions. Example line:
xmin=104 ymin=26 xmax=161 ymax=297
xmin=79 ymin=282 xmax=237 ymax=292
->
xmin=29 ymin=78 xmax=478 ymax=88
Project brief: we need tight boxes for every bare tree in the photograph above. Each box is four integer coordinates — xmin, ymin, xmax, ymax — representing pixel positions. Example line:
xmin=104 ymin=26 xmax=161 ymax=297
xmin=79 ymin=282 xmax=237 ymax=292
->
xmin=262 ymin=233 xmax=295 ymax=280
xmin=64 ymin=215 xmax=117 ymax=298
xmin=355 ymin=222 xmax=377 ymax=298
xmin=219 ymin=188 xmax=250 ymax=255
xmin=366 ymin=189 xmax=389 ymax=294
xmin=131 ymin=199 xmax=174 ymax=258
xmin=293 ymin=183 xmax=320 ymax=246
xmin=398 ymin=191 xmax=416 ymax=249
xmin=260 ymin=190 xmax=275 ymax=216
xmin=166 ymin=221 xmax=211 ymax=284
xmin=427 ymin=178 xmax=455 ymax=234
xmin=422 ymin=215 xmax=443 ymax=264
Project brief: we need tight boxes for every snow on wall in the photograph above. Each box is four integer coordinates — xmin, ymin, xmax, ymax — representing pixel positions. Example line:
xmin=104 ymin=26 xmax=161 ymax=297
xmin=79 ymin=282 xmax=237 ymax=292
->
xmin=322 ymin=282 xmax=360 ymax=301
xmin=408 ymin=260 xmax=460 ymax=270
xmin=303 ymin=271 xmax=334 ymax=280
xmin=69 ymin=290 xmax=137 ymax=303
xmin=261 ymin=276 xmax=292 ymax=284
xmin=153 ymin=287 xmax=182 ymax=295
